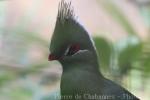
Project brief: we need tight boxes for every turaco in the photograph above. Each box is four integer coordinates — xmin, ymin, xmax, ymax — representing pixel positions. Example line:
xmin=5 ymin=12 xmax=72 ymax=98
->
xmin=48 ymin=0 xmax=140 ymax=100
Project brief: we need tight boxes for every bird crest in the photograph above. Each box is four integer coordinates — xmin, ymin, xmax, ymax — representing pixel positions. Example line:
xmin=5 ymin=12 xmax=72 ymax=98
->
xmin=57 ymin=0 xmax=76 ymax=24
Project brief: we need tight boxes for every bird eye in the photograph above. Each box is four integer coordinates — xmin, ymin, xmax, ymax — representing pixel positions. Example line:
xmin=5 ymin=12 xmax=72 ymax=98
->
xmin=65 ymin=44 xmax=80 ymax=56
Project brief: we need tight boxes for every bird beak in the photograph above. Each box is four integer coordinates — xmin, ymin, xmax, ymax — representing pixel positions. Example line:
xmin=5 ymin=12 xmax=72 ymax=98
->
xmin=48 ymin=54 xmax=61 ymax=61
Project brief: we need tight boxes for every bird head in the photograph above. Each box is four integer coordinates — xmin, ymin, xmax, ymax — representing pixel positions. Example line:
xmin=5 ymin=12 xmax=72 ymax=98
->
xmin=49 ymin=0 xmax=97 ymax=63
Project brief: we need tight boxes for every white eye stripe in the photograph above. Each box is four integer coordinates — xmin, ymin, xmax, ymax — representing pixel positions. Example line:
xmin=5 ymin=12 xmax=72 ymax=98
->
xmin=64 ymin=45 xmax=88 ymax=57
xmin=64 ymin=44 xmax=80 ymax=56
xmin=71 ymin=50 xmax=88 ymax=56
xmin=64 ymin=46 xmax=70 ymax=56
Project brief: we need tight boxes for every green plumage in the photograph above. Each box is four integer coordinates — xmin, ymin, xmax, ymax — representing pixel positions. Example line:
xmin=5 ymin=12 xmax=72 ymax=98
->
xmin=49 ymin=0 xmax=140 ymax=100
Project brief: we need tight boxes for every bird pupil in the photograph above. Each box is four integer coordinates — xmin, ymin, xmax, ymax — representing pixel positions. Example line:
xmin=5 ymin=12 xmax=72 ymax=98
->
xmin=67 ymin=44 xmax=80 ymax=56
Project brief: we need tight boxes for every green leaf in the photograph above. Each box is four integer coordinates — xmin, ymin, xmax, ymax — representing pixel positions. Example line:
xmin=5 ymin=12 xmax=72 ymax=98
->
xmin=94 ymin=37 xmax=113 ymax=70
xmin=117 ymin=36 xmax=142 ymax=75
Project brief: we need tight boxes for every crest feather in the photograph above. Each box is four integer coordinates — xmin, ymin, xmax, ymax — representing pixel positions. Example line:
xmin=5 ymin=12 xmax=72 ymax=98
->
xmin=57 ymin=0 xmax=76 ymax=23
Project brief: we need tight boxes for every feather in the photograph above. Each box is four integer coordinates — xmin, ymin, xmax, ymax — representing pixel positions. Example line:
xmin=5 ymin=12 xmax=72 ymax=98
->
xmin=57 ymin=0 xmax=76 ymax=24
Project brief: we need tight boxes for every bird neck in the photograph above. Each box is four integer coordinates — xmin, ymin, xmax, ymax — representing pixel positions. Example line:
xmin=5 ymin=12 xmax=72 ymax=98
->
xmin=59 ymin=51 xmax=103 ymax=76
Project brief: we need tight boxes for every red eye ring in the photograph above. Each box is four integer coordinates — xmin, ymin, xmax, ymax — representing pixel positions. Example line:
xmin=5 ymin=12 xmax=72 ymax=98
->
xmin=67 ymin=44 xmax=80 ymax=56
xmin=70 ymin=44 xmax=80 ymax=52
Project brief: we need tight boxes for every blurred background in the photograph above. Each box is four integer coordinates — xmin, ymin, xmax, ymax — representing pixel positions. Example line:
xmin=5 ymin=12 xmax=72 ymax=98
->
xmin=0 ymin=0 xmax=150 ymax=100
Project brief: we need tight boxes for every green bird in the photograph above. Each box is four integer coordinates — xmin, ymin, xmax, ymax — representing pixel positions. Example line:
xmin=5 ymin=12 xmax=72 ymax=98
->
xmin=48 ymin=0 xmax=140 ymax=100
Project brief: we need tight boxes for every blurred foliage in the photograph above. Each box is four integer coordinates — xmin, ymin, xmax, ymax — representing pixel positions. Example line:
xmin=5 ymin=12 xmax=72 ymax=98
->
xmin=117 ymin=36 xmax=142 ymax=75
xmin=94 ymin=36 xmax=143 ymax=77
xmin=94 ymin=37 xmax=113 ymax=70
xmin=8 ymin=88 xmax=32 ymax=100
xmin=0 ymin=87 xmax=33 ymax=100
xmin=97 ymin=0 xmax=137 ymax=35
xmin=95 ymin=0 xmax=150 ymax=76
xmin=0 ymin=72 xmax=14 ymax=86
xmin=141 ymin=40 xmax=150 ymax=75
